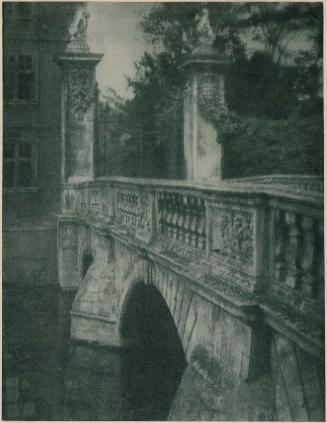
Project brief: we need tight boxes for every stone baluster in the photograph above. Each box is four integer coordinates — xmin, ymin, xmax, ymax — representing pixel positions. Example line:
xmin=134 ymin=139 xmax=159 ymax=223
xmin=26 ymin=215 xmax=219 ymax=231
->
xmin=274 ymin=208 xmax=287 ymax=283
xmin=121 ymin=189 xmax=126 ymax=222
xmin=124 ymin=188 xmax=128 ymax=223
xmin=85 ymin=186 xmax=89 ymax=215
xmin=285 ymin=211 xmax=301 ymax=289
xmin=189 ymin=197 xmax=197 ymax=247
xmin=183 ymin=195 xmax=191 ymax=245
xmin=177 ymin=196 xmax=184 ymax=242
xmin=127 ymin=189 xmax=132 ymax=224
xmin=171 ymin=195 xmax=179 ymax=240
xmin=116 ymin=188 xmax=123 ymax=223
xmin=98 ymin=185 xmax=104 ymax=221
xmin=79 ymin=187 xmax=85 ymax=216
xmin=157 ymin=192 xmax=163 ymax=233
xmin=162 ymin=193 xmax=169 ymax=235
xmin=78 ymin=187 xmax=82 ymax=215
xmin=91 ymin=190 xmax=99 ymax=217
xmin=315 ymin=219 xmax=324 ymax=300
xmin=123 ymin=189 xmax=127 ymax=221
xmin=197 ymin=198 xmax=206 ymax=250
xmin=82 ymin=186 xmax=86 ymax=215
xmin=166 ymin=194 xmax=174 ymax=238
xmin=156 ymin=191 xmax=206 ymax=251
xmin=115 ymin=190 xmax=121 ymax=222
xmin=126 ymin=189 xmax=131 ymax=225
xmin=126 ymin=189 xmax=130 ymax=222
xmin=103 ymin=185 xmax=108 ymax=221
xmin=86 ymin=186 xmax=91 ymax=216
xmin=158 ymin=192 xmax=165 ymax=234
xmin=300 ymin=216 xmax=315 ymax=296
xmin=77 ymin=187 xmax=81 ymax=215
xmin=135 ymin=190 xmax=140 ymax=227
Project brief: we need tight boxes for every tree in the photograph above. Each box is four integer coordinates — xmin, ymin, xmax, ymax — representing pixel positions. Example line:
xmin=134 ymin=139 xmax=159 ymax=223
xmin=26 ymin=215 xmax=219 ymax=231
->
xmin=124 ymin=2 xmax=323 ymax=177
xmin=236 ymin=3 xmax=322 ymax=65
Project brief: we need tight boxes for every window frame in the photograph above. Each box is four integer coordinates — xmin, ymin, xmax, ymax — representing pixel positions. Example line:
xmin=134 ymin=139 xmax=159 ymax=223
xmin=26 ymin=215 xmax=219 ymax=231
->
xmin=4 ymin=53 xmax=39 ymax=104
xmin=14 ymin=3 xmax=36 ymax=20
xmin=3 ymin=134 xmax=38 ymax=189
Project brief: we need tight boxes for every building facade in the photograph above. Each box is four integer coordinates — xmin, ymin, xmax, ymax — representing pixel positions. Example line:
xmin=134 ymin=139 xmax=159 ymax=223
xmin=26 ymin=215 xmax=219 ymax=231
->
xmin=3 ymin=2 xmax=82 ymax=285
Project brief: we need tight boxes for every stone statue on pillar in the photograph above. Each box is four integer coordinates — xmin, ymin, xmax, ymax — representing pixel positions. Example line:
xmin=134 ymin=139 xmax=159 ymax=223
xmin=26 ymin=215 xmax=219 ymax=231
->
xmin=195 ymin=7 xmax=215 ymax=47
xmin=67 ymin=8 xmax=90 ymax=53
xmin=181 ymin=7 xmax=229 ymax=181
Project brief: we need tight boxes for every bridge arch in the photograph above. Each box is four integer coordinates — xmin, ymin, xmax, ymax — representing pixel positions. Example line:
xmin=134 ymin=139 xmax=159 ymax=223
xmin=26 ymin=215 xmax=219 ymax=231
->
xmin=119 ymin=261 xmax=187 ymax=420
xmin=81 ymin=251 xmax=94 ymax=279
xmin=78 ymin=241 xmax=97 ymax=280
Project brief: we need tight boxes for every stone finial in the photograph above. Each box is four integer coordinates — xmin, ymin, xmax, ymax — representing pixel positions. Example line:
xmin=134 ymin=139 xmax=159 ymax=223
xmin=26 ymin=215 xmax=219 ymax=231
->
xmin=194 ymin=7 xmax=215 ymax=48
xmin=67 ymin=8 xmax=90 ymax=53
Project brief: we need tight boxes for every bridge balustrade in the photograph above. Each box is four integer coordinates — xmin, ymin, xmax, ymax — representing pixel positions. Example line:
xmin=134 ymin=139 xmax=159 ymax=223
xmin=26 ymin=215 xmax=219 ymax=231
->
xmin=60 ymin=176 xmax=323 ymax=354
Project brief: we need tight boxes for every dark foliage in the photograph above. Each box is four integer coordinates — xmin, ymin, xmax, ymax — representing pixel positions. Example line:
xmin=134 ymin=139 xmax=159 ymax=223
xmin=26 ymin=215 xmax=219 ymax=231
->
xmin=103 ymin=2 xmax=323 ymax=178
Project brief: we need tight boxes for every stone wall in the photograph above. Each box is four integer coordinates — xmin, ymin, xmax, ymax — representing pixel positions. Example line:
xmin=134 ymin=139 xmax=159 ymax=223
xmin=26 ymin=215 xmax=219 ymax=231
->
xmin=3 ymin=225 xmax=57 ymax=286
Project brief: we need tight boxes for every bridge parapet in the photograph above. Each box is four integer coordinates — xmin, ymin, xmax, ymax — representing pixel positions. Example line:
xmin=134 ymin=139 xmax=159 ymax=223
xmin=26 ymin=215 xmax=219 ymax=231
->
xmin=60 ymin=176 xmax=323 ymax=339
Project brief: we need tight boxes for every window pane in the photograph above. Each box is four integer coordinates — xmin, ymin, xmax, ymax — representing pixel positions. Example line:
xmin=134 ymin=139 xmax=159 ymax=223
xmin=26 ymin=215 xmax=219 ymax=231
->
xmin=18 ymin=73 xmax=34 ymax=100
xmin=16 ymin=3 xmax=32 ymax=19
xmin=4 ymin=143 xmax=15 ymax=159
xmin=4 ymin=72 xmax=15 ymax=101
xmin=4 ymin=56 xmax=16 ymax=101
xmin=3 ymin=162 xmax=15 ymax=188
xmin=19 ymin=142 xmax=32 ymax=158
xmin=18 ymin=161 xmax=32 ymax=187
xmin=6 ymin=56 xmax=16 ymax=71
xmin=18 ymin=55 xmax=33 ymax=71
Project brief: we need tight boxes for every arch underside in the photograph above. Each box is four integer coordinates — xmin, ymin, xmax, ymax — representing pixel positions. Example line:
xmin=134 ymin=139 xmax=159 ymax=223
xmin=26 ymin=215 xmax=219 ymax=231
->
xmin=120 ymin=280 xmax=187 ymax=420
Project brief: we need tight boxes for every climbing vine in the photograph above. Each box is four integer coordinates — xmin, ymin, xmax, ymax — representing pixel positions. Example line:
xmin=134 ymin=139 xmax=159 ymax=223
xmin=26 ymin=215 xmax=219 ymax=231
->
xmin=197 ymin=87 xmax=242 ymax=143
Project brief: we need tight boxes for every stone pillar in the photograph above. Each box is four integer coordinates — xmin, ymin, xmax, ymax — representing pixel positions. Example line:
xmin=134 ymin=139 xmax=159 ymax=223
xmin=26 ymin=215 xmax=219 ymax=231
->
xmin=181 ymin=11 xmax=229 ymax=181
xmin=56 ymin=9 xmax=103 ymax=183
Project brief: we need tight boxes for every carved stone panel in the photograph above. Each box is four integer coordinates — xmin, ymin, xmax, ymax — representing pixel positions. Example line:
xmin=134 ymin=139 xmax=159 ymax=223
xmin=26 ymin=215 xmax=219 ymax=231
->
xmin=136 ymin=191 xmax=154 ymax=243
xmin=198 ymin=73 xmax=225 ymax=106
xmin=60 ymin=222 xmax=77 ymax=250
xmin=62 ymin=187 xmax=77 ymax=213
xmin=68 ymin=68 xmax=93 ymax=118
xmin=211 ymin=207 xmax=254 ymax=267
xmin=137 ymin=191 xmax=153 ymax=232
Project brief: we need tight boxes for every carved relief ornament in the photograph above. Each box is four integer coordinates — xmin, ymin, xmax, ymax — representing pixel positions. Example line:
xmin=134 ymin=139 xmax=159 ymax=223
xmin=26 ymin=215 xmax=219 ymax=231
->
xmin=212 ymin=209 xmax=254 ymax=264
xmin=137 ymin=191 xmax=153 ymax=234
xmin=68 ymin=68 xmax=93 ymax=115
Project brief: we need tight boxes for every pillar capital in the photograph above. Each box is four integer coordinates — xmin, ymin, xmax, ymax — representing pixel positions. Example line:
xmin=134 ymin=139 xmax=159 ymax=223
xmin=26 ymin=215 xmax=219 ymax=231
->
xmin=181 ymin=44 xmax=230 ymax=73
xmin=56 ymin=51 xmax=103 ymax=68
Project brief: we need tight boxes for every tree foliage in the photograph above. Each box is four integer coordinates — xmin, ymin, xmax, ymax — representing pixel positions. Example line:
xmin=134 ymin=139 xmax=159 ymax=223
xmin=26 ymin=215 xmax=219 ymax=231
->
xmin=114 ymin=2 xmax=323 ymax=177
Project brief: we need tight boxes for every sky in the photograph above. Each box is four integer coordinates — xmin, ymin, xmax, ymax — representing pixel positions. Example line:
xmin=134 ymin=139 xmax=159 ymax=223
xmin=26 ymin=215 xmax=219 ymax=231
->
xmin=87 ymin=3 xmax=153 ymax=99
xmin=86 ymin=2 xmax=314 ymax=100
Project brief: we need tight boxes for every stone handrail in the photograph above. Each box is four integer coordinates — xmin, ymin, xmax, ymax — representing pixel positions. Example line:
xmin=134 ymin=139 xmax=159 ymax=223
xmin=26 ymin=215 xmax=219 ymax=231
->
xmin=60 ymin=176 xmax=323 ymax=354
xmin=227 ymin=174 xmax=323 ymax=195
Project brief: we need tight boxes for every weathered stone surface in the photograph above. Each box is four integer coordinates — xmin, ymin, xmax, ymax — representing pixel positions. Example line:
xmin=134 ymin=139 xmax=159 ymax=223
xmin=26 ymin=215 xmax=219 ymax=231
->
xmin=56 ymin=51 xmax=103 ymax=183
xmin=232 ymin=373 xmax=276 ymax=420
xmin=169 ymin=346 xmax=236 ymax=420
xmin=271 ymin=332 xmax=325 ymax=421
xmin=57 ymin=177 xmax=324 ymax=421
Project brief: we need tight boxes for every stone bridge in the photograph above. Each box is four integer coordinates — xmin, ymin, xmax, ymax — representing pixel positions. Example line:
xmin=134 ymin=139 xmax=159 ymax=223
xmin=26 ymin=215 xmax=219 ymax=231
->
xmin=58 ymin=176 xmax=324 ymax=420
xmin=55 ymin=17 xmax=324 ymax=420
